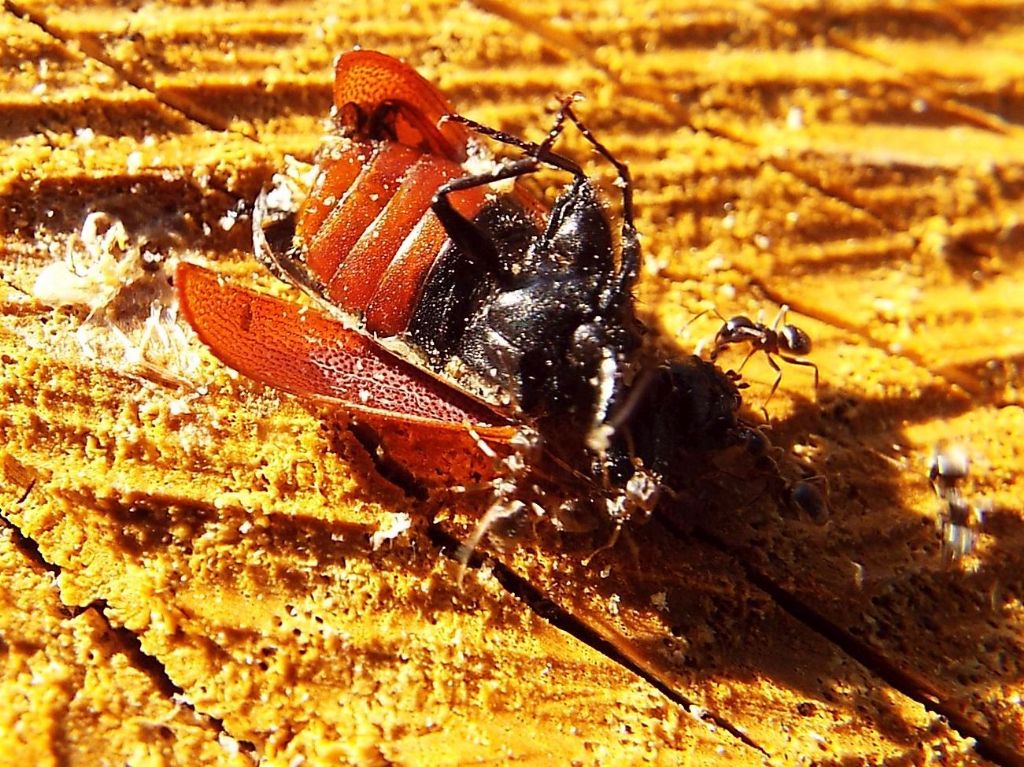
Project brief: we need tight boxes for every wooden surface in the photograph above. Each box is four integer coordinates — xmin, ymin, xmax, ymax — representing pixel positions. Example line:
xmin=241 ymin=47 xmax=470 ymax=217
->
xmin=1 ymin=1 xmax=1023 ymax=765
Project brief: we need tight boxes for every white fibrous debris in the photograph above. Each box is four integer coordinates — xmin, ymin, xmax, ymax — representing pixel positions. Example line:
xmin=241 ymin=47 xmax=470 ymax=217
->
xmin=461 ymin=138 xmax=516 ymax=193
xmin=218 ymin=732 xmax=242 ymax=756
xmin=126 ymin=151 xmax=144 ymax=174
xmin=218 ymin=212 xmax=238 ymax=231
xmin=29 ymin=211 xmax=199 ymax=379
xmin=650 ymin=591 xmax=669 ymax=612
xmin=33 ymin=212 xmax=136 ymax=310
xmin=264 ymin=178 xmax=299 ymax=213
xmin=786 ymin=106 xmax=805 ymax=130
xmin=370 ymin=512 xmax=412 ymax=550
xmin=265 ymin=155 xmax=317 ymax=213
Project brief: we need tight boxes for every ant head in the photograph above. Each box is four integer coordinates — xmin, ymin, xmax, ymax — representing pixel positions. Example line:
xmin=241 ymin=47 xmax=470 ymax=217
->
xmin=715 ymin=315 xmax=757 ymax=345
xmin=790 ymin=479 xmax=829 ymax=522
xmin=928 ymin=444 xmax=970 ymax=502
xmin=780 ymin=324 xmax=812 ymax=355
xmin=735 ymin=422 xmax=772 ymax=457
xmin=725 ymin=315 xmax=756 ymax=331
xmin=929 ymin=444 xmax=970 ymax=484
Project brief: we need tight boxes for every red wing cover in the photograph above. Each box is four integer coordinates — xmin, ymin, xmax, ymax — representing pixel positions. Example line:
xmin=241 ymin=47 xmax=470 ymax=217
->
xmin=176 ymin=262 xmax=513 ymax=438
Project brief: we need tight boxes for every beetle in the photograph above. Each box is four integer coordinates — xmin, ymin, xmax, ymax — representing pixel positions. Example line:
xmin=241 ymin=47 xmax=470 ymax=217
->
xmin=176 ymin=50 xmax=766 ymax=553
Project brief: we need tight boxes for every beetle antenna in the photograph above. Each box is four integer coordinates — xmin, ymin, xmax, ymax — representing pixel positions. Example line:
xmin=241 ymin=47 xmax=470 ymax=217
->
xmin=456 ymin=498 xmax=524 ymax=585
xmin=457 ymin=426 xmax=540 ymax=584
xmin=580 ymin=519 xmax=629 ymax=567
xmin=440 ymin=111 xmax=582 ymax=177
xmin=561 ymin=105 xmax=634 ymax=225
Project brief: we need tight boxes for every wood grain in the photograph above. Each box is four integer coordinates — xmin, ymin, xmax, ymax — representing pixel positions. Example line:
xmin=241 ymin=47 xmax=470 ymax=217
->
xmin=1 ymin=1 xmax=1022 ymax=764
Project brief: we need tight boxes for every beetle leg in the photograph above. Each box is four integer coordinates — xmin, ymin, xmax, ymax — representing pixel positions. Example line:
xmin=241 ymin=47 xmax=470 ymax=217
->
xmin=431 ymin=155 xmax=543 ymax=283
xmin=442 ymin=96 xmax=585 ymax=178
xmin=560 ymin=106 xmax=639 ymax=294
xmin=252 ymin=189 xmax=326 ymax=297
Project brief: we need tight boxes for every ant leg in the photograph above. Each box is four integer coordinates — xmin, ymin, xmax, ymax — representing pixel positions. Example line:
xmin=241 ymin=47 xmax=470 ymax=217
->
xmin=769 ymin=304 xmax=790 ymax=332
xmin=764 ymin=353 xmax=784 ymax=404
xmin=734 ymin=347 xmax=758 ymax=373
xmin=778 ymin=355 xmax=820 ymax=388
xmin=457 ymin=499 xmax=525 ymax=581
xmin=755 ymin=353 xmax=783 ymax=423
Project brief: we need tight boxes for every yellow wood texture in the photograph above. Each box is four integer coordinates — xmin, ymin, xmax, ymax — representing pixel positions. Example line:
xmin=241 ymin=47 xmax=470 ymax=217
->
xmin=1 ymin=1 xmax=1022 ymax=765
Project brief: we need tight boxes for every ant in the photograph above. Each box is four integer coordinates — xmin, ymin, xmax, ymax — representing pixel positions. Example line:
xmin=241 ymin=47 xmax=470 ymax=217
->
xmin=928 ymin=442 xmax=970 ymax=500
xmin=928 ymin=443 xmax=987 ymax=564
xmin=700 ymin=305 xmax=819 ymax=411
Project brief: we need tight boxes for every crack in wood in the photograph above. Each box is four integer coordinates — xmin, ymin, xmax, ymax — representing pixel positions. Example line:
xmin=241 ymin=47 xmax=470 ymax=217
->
xmin=3 ymin=2 xmax=1020 ymax=759
xmin=425 ymin=522 xmax=770 ymax=757
xmin=686 ymin=523 xmax=1023 ymax=767
xmin=0 ymin=503 xmax=261 ymax=761
xmin=3 ymin=0 xmax=260 ymax=142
